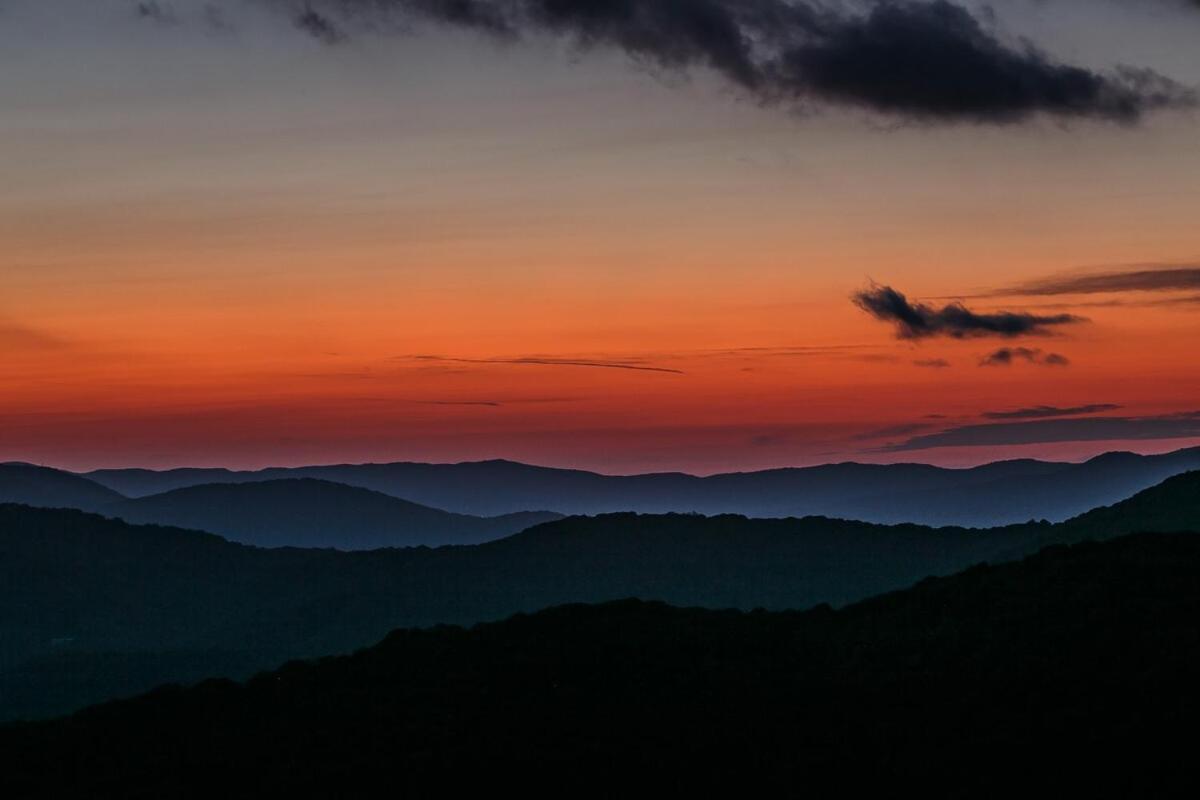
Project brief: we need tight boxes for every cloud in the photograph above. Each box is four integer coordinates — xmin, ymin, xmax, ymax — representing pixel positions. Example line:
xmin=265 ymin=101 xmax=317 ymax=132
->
xmin=416 ymin=399 xmax=503 ymax=407
xmin=853 ymin=284 xmax=1085 ymax=340
xmin=405 ymin=354 xmax=685 ymax=374
xmin=294 ymin=7 xmax=346 ymax=43
xmin=982 ymin=404 xmax=1122 ymax=420
xmin=851 ymin=422 xmax=934 ymax=442
xmin=913 ymin=358 xmax=951 ymax=368
xmin=880 ymin=411 xmax=1200 ymax=452
xmin=134 ymin=2 xmax=178 ymax=25
xmin=0 ymin=320 xmax=67 ymax=352
xmin=979 ymin=347 xmax=1070 ymax=367
xmin=995 ymin=265 xmax=1200 ymax=297
xmin=257 ymin=0 xmax=1194 ymax=124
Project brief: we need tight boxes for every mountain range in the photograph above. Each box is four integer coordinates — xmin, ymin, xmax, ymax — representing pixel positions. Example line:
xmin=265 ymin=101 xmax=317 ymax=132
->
xmin=5 ymin=529 xmax=1199 ymax=796
xmin=2 ymin=470 xmax=1197 ymax=721
xmin=0 ymin=464 xmax=559 ymax=550
xmin=83 ymin=446 xmax=1200 ymax=526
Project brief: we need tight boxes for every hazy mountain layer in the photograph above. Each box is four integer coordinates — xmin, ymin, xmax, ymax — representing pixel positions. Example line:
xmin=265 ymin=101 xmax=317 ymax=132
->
xmin=0 ymin=465 xmax=559 ymax=550
xmin=85 ymin=446 xmax=1200 ymax=526
xmin=105 ymin=479 xmax=561 ymax=549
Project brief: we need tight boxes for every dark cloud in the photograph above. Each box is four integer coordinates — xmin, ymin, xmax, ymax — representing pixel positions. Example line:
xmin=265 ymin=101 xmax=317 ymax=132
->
xmin=294 ymin=7 xmax=346 ymax=43
xmin=913 ymin=358 xmax=951 ymax=368
xmin=853 ymin=284 xmax=1085 ymax=340
xmin=995 ymin=265 xmax=1200 ymax=297
xmin=880 ymin=411 xmax=1200 ymax=452
xmin=270 ymin=0 xmax=1195 ymax=124
xmin=406 ymin=354 xmax=685 ymax=374
xmin=979 ymin=347 xmax=1070 ymax=367
xmin=135 ymin=1 xmax=178 ymax=25
xmin=983 ymin=403 xmax=1122 ymax=420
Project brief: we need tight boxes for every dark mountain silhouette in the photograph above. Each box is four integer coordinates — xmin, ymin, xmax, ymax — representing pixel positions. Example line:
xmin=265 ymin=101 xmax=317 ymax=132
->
xmin=105 ymin=479 xmax=561 ymax=549
xmin=4 ymin=532 xmax=1200 ymax=797
xmin=84 ymin=445 xmax=1200 ymax=526
xmin=0 ymin=463 xmax=125 ymax=512
xmin=2 ymin=471 xmax=1198 ymax=721
xmin=1060 ymin=469 xmax=1200 ymax=540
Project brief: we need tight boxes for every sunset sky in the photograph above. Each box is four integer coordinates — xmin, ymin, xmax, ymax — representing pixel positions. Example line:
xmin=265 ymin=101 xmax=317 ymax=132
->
xmin=3 ymin=0 xmax=1200 ymax=473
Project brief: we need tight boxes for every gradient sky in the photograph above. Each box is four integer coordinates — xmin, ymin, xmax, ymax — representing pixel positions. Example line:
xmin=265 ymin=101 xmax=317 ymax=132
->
xmin=3 ymin=0 xmax=1200 ymax=473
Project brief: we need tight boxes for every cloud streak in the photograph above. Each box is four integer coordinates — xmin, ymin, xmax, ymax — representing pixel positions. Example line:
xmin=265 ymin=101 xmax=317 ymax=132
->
xmin=853 ymin=284 xmax=1085 ymax=340
xmin=982 ymin=404 xmax=1122 ymax=420
xmin=259 ymin=0 xmax=1194 ymax=124
xmin=0 ymin=320 xmax=67 ymax=353
xmin=880 ymin=411 xmax=1200 ymax=452
xmin=406 ymin=354 xmax=685 ymax=374
xmin=995 ymin=265 xmax=1200 ymax=297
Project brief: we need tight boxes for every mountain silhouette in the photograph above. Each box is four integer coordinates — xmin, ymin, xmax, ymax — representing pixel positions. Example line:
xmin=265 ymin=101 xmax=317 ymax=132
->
xmin=2 ymin=471 xmax=1197 ymax=721
xmin=5 ymin=531 xmax=1200 ymax=796
xmin=105 ymin=478 xmax=561 ymax=549
xmin=84 ymin=446 xmax=1200 ymax=526
xmin=0 ymin=463 xmax=125 ymax=512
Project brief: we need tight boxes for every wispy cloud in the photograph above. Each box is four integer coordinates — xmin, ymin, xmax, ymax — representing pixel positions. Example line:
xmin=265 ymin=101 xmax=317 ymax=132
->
xmin=0 ymin=320 xmax=67 ymax=352
xmin=982 ymin=404 xmax=1122 ymax=420
xmin=879 ymin=411 xmax=1200 ymax=452
xmin=993 ymin=265 xmax=1200 ymax=297
xmin=851 ymin=422 xmax=935 ymax=442
xmin=913 ymin=358 xmax=951 ymax=369
xmin=853 ymin=284 xmax=1085 ymax=340
xmin=979 ymin=347 xmax=1070 ymax=367
xmin=403 ymin=355 xmax=685 ymax=375
xmin=415 ymin=399 xmax=503 ymax=408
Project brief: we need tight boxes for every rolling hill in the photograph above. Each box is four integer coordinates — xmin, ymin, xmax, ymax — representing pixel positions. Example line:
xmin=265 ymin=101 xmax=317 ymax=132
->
xmin=2 ymin=470 xmax=1198 ymax=721
xmin=4 ymin=531 xmax=1200 ymax=796
xmin=0 ymin=467 xmax=559 ymax=549
xmin=104 ymin=479 xmax=561 ymax=549
xmin=0 ymin=463 xmax=125 ymax=513
xmin=84 ymin=445 xmax=1200 ymax=526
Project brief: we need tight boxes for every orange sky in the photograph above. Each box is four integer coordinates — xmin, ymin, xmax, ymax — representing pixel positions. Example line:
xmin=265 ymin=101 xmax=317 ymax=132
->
xmin=2 ymin=2 xmax=1200 ymax=473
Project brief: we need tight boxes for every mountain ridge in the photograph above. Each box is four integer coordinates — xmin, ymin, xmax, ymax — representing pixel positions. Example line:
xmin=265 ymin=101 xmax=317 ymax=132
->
xmin=105 ymin=478 xmax=561 ymax=549
xmin=82 ymin=445 xmax=1200 ymax=526
xmin=2 ymin=470 xmax=1198 ymax=721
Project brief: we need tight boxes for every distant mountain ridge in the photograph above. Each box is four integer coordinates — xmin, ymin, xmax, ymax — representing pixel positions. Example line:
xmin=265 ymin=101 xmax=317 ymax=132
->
xmin=2 ymin=470 xmax=1198 ymax=721
xmin=83 ymin=446 xmax=1200 ymax=526
xmin=106 ymin=478 xmax=561 ymax=549
xmin=0 ymin=464 xmax=125 ymax=513
xmin=0 ymin=464 xmax=560 ymax=550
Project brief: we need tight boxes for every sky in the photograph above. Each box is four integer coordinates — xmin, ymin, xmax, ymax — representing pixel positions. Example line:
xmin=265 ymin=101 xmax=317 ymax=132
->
xmin=2 ymin=0 xmax=1200 ymax=474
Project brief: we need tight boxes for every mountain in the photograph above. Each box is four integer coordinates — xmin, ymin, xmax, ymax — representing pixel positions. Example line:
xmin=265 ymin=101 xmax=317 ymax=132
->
xmin=104 ymin=479 xmax=561 ymax=549
xmin=84 ymin=445 xmax=1200 ymax=526
xmin=0 ymin=463 xmax=126 ymax=512
xmin=5 ymin=531 xmax=1200 ymax=797
xmin=2 ymin=471 xmax=1198 ymax=721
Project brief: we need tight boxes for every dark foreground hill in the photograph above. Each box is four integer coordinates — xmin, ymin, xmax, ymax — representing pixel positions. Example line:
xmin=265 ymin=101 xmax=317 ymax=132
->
xmin=4 ymin=533 xmax=1199 ymax=798
xmin=85 ymin=445 xmax=1200 ymax=526
xmin=2 ymin=471 xmax=1198 ymax=722
xmin=105 ymin=479 xmax=561 ymax=549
